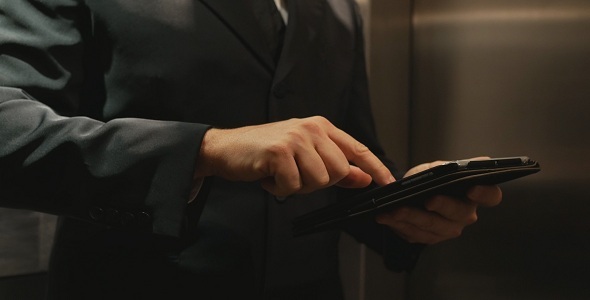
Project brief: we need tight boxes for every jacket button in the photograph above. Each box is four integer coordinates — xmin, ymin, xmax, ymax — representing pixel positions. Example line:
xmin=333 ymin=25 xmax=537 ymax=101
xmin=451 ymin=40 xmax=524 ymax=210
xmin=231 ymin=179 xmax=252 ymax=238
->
xmin=89 ymin=206 xmax=104 ymax=221
xmin=273 ymin=83 xmax=287 ymax=99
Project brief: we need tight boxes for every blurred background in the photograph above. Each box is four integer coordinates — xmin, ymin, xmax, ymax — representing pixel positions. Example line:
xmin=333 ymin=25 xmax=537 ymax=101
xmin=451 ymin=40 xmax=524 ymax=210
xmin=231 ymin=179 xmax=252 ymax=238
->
xmin=342 ymin=0 xmax=590 ymax=299
xmin=1 ymin=0 xmax=589 ymax=299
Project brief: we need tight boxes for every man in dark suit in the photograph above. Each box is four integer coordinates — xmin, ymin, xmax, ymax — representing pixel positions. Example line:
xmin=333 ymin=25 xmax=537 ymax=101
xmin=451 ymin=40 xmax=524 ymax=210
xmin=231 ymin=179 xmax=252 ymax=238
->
xmin=0 ymin=0 xmax=501 ymax=299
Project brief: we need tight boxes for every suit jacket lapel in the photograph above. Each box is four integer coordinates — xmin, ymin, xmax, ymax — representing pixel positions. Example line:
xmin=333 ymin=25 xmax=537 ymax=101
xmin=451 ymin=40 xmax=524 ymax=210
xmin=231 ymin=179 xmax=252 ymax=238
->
xmin=275 ymin=0 xmax=324 ymax=83
xmin=198 ymin=0 xmax=275 ymax=72
xmin=198 ymin=0 xmax=324 ymax=80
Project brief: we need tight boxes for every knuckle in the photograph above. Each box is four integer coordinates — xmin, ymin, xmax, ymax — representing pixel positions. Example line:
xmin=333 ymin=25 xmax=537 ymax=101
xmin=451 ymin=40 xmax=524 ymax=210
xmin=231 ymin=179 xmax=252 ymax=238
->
xmin=303 ymin=119 xmax=333 ymax=141
xmin=283 ymin=180 xmax=302 ymax=195
xmin=331 ymin=164 xmax=350 ymax=182
xmin=310 ymin=115 xmax=329 ymax=125
xmin=289 ymin=185 xmax=303 ymax=195
xmin=267 ymin=142 xmax=292 ymax=158
xmin=285 ymin=129 xmax=306 ymax=144
xmin=252 ymin=160 xmax=269 ymax=176
xmin=353 ymin=141 xmax=371 ymax=157
xmin=466 ymin=212 xmax=479 ymax=225
xmin=448 ymin=227 xmax=463 ymax=239
xmin=312 ymin=173 xmax=331 ymax=188
xmin=300 ymin=119 xmax=323 ymax=134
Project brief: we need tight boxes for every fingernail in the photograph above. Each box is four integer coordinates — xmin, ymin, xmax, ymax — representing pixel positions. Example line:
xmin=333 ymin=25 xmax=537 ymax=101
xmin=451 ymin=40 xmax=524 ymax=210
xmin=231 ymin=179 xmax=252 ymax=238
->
xmin=388 ymin=175 xmax=396 ymax=184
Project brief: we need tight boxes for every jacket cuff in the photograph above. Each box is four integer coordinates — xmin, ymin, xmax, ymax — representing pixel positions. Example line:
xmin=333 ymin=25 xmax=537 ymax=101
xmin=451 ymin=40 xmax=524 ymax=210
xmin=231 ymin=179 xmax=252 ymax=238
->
xmin=144 ymin=122 xmax=211 ymax=237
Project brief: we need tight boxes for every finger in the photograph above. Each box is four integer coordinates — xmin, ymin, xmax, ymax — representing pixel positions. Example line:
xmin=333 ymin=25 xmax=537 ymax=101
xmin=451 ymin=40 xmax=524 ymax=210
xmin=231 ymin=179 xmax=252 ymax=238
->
xmin=327 ymin=127 xmax=394 ymax=186
xmin=335 ymin=165 xmax=373 ymax=188
xmin=381 ymin=221 xmax=450 ymax=245
xmin=467 ymin=156 xmax=491 ymax=161
xmin=313 ymin=138 xmax=353 ymax=186
xmin=318 ymin=135 xmax=373 ymax=188
xmin=424 ymin=195 xmax=478 ymax=225
xmin=403 ymin=156 xmax=491 ymax=179
xmin=466 ymin=185 xmax=502 ymax=207
xmin=404 ymin=160 xmax=447 ymax=177
xmin=261 ymin=155 xmax=302 ymax=197
xmin=376 ymin=207 xmax=464 ymax=241
xmin=293 ymin=148 xmax=331 ymax=194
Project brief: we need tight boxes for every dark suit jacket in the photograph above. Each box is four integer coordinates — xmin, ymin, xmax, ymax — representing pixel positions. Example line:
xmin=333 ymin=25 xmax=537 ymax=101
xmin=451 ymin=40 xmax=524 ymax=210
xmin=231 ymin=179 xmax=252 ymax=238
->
xmin=0 ymin=0 xmax=421 ymax=299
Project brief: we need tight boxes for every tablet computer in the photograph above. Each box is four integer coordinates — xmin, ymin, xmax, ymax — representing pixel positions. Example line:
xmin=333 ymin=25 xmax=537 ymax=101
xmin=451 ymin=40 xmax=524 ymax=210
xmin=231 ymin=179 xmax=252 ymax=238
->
xmin=292 ymin=156 xmax=540 ymax=236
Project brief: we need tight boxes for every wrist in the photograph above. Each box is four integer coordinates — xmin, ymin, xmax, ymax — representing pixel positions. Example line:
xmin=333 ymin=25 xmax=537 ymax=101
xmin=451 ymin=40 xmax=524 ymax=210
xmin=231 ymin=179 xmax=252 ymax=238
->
xmin=194 ymin=128 xmax=220 ymax=178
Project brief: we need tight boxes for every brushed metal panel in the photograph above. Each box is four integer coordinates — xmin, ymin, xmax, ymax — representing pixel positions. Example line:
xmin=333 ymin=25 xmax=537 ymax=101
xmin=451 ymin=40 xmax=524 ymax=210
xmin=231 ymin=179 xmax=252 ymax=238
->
xmin=411 ymin=0 xmax=590 ymax=182
xmin=339 ymin=1 xmax=413 ymax=299
xmin=409 ymin=0 xmax=590 ymax=299
xmin=365 ymin=1 xmax=415 ymax=298
xmin=369 ymin=0 xmax=413 ymax=172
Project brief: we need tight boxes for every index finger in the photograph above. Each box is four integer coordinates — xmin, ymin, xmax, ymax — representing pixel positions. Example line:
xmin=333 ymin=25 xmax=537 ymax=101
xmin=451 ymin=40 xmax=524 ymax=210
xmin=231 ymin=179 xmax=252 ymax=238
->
xmin=466 ymin=185 xmax=503 ymax=207
xmin=327 ymin=126 xmax=394 ymax=186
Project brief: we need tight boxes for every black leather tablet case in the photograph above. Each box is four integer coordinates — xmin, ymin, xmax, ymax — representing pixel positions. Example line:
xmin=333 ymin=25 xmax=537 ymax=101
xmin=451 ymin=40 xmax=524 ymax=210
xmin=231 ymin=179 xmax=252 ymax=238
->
xmin=293 ymin=157 xmax=541 ymax=236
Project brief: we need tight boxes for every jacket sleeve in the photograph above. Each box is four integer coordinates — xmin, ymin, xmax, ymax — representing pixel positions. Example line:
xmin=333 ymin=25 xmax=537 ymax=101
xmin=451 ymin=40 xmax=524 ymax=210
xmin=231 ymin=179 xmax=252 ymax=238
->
xmin=0 ymin=0 xmax=209 ymax=237
xmin=339 ymin=0 xmax=424 ymax=272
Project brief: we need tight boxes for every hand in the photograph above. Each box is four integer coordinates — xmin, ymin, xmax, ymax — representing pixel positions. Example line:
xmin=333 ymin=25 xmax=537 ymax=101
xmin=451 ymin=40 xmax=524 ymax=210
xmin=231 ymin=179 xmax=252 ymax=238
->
xmin=375 ymin=158 xmax=502 ymax=244
xmin=194 ymin=116 xmax=395 ymax=197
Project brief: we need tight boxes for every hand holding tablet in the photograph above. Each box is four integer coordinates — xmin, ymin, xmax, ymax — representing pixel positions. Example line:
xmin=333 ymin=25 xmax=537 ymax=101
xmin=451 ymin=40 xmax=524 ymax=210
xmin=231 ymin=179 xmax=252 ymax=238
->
xmin=293 ymin=156 xmax=540 ymax=236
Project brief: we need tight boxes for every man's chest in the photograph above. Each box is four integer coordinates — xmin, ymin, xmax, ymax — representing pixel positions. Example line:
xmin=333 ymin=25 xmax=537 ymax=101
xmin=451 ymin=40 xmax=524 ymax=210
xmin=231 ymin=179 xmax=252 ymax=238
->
xmin=82 ymin=0 xmax=360 ymax=125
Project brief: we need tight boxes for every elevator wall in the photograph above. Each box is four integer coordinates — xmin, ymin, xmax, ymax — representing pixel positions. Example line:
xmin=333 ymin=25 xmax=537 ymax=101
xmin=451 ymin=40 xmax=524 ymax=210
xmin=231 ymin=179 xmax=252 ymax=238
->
xmin=339 ymin=1 xmax=413 ymax=299
xmin=408 ymin=0 xmax=590 ymax=299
